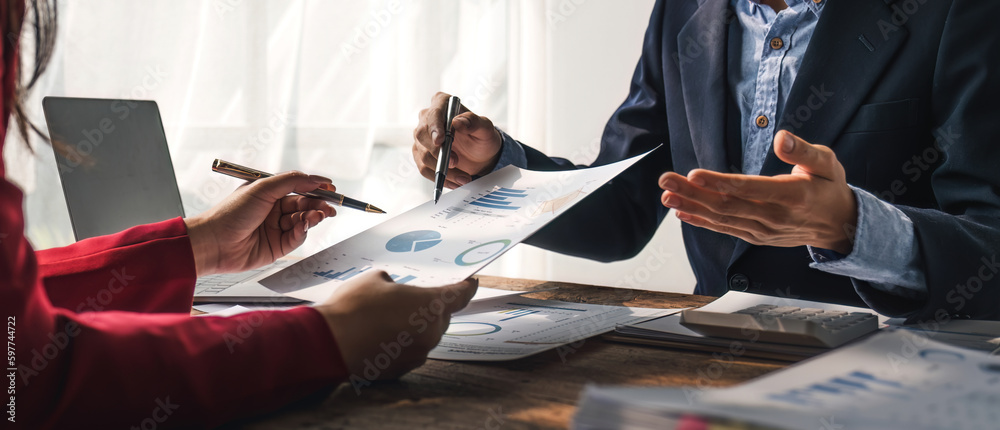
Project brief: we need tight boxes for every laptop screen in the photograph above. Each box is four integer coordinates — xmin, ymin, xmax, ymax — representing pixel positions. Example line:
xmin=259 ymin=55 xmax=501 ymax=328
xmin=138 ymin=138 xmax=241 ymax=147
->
xmin=42 ymin=97 xmax=185 ymax=241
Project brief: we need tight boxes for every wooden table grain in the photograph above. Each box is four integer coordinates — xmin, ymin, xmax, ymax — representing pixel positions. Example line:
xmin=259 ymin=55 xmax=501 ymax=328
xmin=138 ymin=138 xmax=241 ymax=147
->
xmin=227 ymin=276 xmax=787 ymax=430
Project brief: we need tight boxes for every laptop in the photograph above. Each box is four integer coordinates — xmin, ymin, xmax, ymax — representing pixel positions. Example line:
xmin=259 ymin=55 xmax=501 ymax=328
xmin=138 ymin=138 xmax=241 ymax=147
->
xmin=42 ymin=97 xmax=301 ymax=303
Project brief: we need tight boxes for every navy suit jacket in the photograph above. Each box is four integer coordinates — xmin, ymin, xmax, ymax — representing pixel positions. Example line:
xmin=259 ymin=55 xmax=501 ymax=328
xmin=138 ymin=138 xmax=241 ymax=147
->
xmin=520 ymin=0 xmax=1000 ymax=321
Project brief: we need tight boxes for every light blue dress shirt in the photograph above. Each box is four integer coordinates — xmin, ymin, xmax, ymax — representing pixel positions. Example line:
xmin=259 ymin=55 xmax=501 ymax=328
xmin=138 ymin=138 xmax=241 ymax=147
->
xmin=492 ymin=0 xmax=927 ymax=298
xmin=729 ymin=0 xmax=925 ymax=298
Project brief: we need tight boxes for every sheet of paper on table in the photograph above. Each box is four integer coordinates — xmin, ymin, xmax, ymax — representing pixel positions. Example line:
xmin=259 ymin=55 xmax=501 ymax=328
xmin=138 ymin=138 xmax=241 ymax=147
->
xmin=573 ymin=329 xmax=1000 ymax=430
xmin=192 ymin=287 xmax=541 ymax=316
xmin=259 ymin=148 xmax=656 ymax=303
xmin=429 ymin=296 xmax=682 ymax=361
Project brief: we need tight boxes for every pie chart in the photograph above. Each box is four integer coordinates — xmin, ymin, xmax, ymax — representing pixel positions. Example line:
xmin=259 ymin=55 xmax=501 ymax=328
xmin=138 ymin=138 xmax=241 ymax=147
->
xmin=454 ymin=239 xmax=511 ymax=266
xmin=445 ymin=322 xmax=502 ymax=336
xmin=386 ymin=230 xmax=443 ymax=253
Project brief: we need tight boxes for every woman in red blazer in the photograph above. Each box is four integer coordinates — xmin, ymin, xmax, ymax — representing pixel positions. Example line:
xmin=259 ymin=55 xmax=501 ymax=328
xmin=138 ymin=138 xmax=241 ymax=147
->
xmin=0 ymin=2 xmax=477 ymax=428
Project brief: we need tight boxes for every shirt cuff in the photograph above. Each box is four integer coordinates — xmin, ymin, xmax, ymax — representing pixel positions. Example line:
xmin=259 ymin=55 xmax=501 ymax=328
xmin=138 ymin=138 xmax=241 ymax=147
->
xmin=491 ymin=128 xmax=528 ymax=172
xmin=808 ymin=185 xmax=927 ymax=297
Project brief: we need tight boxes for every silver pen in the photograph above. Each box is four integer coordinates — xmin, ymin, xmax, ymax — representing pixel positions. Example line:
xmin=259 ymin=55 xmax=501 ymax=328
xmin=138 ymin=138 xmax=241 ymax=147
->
xmin=433 ymin=95 xmax=462 ymax=204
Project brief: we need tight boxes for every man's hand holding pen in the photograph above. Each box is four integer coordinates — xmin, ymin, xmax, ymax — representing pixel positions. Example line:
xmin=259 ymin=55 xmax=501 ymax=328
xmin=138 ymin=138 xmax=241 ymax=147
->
xmin=413 ymin=92 xmax=504 ymax=190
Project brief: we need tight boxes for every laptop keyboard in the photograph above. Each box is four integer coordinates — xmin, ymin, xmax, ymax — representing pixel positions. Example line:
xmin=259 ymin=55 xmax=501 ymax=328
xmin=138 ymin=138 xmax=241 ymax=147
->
xmin=194 ymin=260 xmax=293 ymax=295
xmin=194 ymin=270 xmax=265 ymax=295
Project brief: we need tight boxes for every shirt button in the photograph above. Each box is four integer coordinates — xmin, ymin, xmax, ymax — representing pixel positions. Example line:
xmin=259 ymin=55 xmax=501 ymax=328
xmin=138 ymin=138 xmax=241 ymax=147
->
xmin=770 ymin=37 xmax=784 ymax=50
xmin=755 ymin=115 xmax=769 ymax=128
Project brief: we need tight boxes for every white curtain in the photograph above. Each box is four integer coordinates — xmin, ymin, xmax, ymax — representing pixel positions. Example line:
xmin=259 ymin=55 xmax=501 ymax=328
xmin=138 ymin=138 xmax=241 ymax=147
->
xmin=5 ymin=0 xmax=695 ymax=292
xmin=7 ymin=0 xmax=508 ymax=251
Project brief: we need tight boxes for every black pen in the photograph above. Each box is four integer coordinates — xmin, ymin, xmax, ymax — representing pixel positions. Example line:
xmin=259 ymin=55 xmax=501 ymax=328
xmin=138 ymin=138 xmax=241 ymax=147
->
xmin=212 ymin=159 xmax=386 ymax=214
xmin=434 ymin=95 xmax=462 ymax=204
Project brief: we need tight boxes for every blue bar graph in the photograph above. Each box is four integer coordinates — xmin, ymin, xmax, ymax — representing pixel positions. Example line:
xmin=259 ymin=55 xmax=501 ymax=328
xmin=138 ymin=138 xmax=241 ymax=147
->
xmin=314 ymin=266 xmax=369 ymax=281
xmin=315 ymin=267 xmax=417 ymax=284
xmin=505 ymin=302 xmax=588 ymax=312
xmin=470 ymin=187 xmax=528 ymax=211
xmin=391 ymin=274 xmax=417 ymax=284
xmin=498 ymin=308 xmax=541 ymax=321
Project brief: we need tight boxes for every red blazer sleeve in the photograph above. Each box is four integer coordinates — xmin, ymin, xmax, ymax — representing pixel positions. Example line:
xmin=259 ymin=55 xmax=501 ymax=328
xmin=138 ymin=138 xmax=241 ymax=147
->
xmin=35 ymin=217 xmax=198 ymax=314
xmin=3 ymin=185 xmax=348 ymax=429
xmin=26 ymin=303 xmax=347 ymax=429
xmin=3 ymin=11 xmax=347 ymax=427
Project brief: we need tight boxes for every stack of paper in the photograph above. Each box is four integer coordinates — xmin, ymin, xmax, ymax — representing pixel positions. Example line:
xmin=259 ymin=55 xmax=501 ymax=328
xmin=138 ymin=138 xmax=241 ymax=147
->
xmin=573 ymin=329 xmax=1000 ymax=430
xmin=430 ymin=296 xmax=681 ymax=361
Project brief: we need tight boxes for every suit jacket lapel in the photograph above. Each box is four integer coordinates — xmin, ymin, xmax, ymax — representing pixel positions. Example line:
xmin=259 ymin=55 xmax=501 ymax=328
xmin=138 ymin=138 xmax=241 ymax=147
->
xmin=677 ymin=0 xmax=731 ymax=173
xmin=759 ymin=0 xmax=910 ymax=176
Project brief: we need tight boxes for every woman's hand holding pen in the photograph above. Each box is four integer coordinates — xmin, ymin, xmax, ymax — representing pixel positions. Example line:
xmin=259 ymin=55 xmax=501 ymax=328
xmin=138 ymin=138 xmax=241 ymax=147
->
xmin=413 ymin=92 xmax=504 ymax=189
xmin=184 ymin=171 xmax=337 ymax=277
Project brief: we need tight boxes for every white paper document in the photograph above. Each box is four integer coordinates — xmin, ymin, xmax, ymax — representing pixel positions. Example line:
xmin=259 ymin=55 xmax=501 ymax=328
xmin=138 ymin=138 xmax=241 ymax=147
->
xmin=573 ymin=330 xmax=1000 ymax=430
xmin=429 ymin=297 xmax=680 ymax=361
xmin=259 ymin=149 xmax=654 ymax=302
xmin=701 ymin=329 xmax=1000 ymax=430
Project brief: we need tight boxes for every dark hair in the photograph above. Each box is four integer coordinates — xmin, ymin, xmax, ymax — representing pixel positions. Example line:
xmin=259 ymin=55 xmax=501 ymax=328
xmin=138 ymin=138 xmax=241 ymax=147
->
xmin=7 ymin=0 xmax=57 ymax=148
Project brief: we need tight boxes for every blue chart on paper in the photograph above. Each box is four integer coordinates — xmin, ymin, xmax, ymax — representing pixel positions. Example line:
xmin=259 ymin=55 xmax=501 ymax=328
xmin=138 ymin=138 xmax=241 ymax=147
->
xmin=469 ymin=187 xmax=528 ymax=211
xmin=385 ymin=230 xmax=443 ymax=253
xmin=445 ymin=322 xmax=502 ymax=336
xmin=313 ymin=266 xmax=369 ymax=281
xmin=313 ymin=266 xmax=416 ymax=284
xmin=389 ymin=273 xmax=417 ymax=284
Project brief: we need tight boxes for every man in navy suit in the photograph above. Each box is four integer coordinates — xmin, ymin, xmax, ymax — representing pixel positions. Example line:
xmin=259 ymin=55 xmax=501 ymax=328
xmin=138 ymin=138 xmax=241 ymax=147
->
xmin=412 ymin=0 xmax=1000 ymax=322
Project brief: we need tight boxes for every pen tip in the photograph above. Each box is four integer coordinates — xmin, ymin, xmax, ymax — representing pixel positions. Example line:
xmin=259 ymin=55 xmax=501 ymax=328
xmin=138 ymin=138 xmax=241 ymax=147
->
xmin=367 ymin=205 xmax=386 ymax=214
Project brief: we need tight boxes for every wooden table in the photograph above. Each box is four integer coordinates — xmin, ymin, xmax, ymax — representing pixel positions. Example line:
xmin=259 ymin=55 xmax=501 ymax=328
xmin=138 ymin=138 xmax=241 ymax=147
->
xmin=228 ymin=276 xmax=788 ymax=429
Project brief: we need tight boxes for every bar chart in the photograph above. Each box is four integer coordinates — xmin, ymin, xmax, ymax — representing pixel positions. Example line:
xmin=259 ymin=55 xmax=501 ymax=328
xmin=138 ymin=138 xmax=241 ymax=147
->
xmin=469 ymin=187 xmax=528 ymax=211
xmin=313 ymin=266 xmax=417 ymax=284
